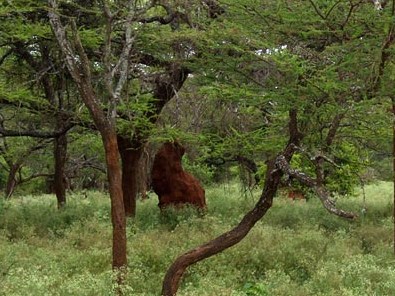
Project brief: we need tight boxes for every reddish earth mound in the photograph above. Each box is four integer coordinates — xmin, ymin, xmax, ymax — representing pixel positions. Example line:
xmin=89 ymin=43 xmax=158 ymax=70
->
xmin=287 ymin=190 xmax=305 ymax=200
xmin=151 ymin=142 xmax=206 ymax=209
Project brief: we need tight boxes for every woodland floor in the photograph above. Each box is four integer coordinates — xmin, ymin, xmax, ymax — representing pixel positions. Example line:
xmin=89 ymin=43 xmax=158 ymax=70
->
xmin=0 ymin=182 xmax=394 ymax=295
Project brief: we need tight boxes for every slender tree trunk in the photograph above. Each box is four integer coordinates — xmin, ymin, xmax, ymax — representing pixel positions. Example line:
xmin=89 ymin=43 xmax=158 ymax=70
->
xmin=392 ymin=97 xmax=395 ymax=255
xmin=54 ymin=133 xmax=67 ymax=209
xmin=117 ymin=135 xmax=143 ymax=217
xmin=48 ymin=1 xmax=127 ymax=276
xmin=103 ymin=132 xmax=127 ymax=270
xmin=5 ymin=163 xmax=20 ymax=199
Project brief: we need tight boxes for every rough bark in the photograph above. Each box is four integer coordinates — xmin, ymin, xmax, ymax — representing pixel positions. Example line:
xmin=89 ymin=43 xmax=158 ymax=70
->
xmin=103 ymin=132 xmax=127 ymax=269
xmin=392 ymin=95 xmax=395 ymax=255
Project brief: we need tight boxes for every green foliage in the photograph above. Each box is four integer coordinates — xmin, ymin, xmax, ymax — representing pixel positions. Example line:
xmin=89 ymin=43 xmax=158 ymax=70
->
xmin=182 ymin=156 xmax=214 ymax=185
xmin=241 ymin=283 xmax=269 ymax=296
xmin=289 ymin=141 xmax=367 ymax=196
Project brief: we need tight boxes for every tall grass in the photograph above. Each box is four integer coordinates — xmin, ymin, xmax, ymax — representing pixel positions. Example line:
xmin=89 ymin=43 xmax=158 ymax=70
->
xmin=0 ymin=182 xmax=393 ymax=295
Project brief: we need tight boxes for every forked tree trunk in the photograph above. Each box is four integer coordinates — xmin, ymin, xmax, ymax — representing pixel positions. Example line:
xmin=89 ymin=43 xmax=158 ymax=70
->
xmin=117 ymin=135 xmax=143 ymax=217
xmin=5 ymin=163 xmax=20 ymax=199
xmin=54 ymin=133 xmax=67 ymax=209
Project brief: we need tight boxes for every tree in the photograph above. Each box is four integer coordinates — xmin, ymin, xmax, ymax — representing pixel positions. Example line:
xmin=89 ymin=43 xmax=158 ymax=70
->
xmin=48 ymin=0 xmax=128 ymax=271
xmin=47 ymin=0 xmax=224 ymax=272
xmin=0 ymin=2 xmax=76 ymax=206
xmin=161 ymin=0 xmax=394 ymax=294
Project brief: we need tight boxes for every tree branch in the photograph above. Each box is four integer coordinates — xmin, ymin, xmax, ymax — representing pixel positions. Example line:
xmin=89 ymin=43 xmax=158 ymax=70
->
xmin=276 ymin=155 xmax=357 ymax=219
xmin=0 ymin=121 xmax=74 ymax=138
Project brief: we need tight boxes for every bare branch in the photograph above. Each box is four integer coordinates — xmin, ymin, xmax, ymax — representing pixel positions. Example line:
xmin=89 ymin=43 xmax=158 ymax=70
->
xmin=308 ymin=0 xmax=326 ymax=19
xmin=48 ymin=0 xmax=82 ymax=84
xmin=275 ymin=155 xmax=357 ymax=219
xmin=0 ymin=122 xmax=74 ymax=138
xmin=0 ymin=49 xmax=13 ymax=66
xmin=20 ymin=173 xmax=54 ymax=184
xmin=325 ymin=0 xmax=342 ymax=19
xmin=138 ymin=2 xmax=176 ymax=24
xmin=112 ymin=4 xmax=136 ymax=101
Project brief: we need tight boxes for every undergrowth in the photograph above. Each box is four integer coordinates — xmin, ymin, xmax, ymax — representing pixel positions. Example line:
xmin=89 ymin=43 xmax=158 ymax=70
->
xmin=0 ymin=182 xmax=393 ymax=295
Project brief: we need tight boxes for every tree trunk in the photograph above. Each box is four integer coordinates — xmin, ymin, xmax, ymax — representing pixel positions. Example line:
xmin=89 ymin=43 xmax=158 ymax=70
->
xmin=48 ymin=2 xmax=127 ymax=276
xmin=161 ymin=157 xmax=283 ymax=295
xmin=5 ymin=163 xmax=20 ymax=199
xmin=117 ymin=135 xmax=143 ymax=217
xmin=392 ymin=97 xmax=395 ymax=255
xmin=161 ymin=110 xmax=302 ymax=296
xmin=103 ymin=132 xmax=127 ymax=270
xmin=54 ymin=133 xmax=68 ymax=209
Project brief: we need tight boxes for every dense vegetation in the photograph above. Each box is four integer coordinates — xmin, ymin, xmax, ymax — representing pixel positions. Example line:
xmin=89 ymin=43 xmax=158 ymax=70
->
xmin=0 ymin=182 xmax=393 ymax=296
xmin=1 ymin=0 xmax=395 ymax=294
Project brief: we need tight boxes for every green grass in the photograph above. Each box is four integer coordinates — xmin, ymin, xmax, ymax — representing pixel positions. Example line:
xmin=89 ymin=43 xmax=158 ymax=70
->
xmin=0 ymin=182 xmax=394 ymax=295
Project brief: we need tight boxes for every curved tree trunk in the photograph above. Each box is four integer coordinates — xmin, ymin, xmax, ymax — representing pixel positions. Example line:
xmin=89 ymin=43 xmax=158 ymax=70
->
xmin=162 ymin=157 xmax=287 ymax=295
xmin=54 ymin=133 xmax=68 ymax=209
xmin=117 ymin=135 xmax=143 ymax=217
xmin=161 ymin=109 xmax=357 ymax=295
xmin=161 ymin=110 xmax=302 ymax=295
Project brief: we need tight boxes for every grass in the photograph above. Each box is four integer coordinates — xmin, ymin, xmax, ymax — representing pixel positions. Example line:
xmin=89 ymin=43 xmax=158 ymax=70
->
xmin=0 ymin=182 xmax=394 ymax=295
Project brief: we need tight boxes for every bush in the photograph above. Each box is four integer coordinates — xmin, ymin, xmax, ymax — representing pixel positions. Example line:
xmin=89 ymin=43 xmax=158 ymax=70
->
xmin=182 ymin=156 xmax=215 ymax=185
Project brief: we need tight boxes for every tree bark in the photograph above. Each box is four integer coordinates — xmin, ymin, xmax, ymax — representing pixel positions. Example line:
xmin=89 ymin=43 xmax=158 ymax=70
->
xmin=161 ymin=109 xmax=356 ymax=295
xmin=392 ymin=96 xmax=395 ymax=255
xmin=103 ymin=132 xmax=127 ymax=269
xmin=117 ymin=135 xmax=143 ymax=217
xmin=162 ymin=157 xmax=283 ymax=295
xmin=54 ymin=132 xmax=67 ymax=209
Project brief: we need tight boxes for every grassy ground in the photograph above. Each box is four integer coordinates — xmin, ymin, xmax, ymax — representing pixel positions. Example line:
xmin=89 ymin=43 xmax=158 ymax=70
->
xmin=0 ymin=182 xmax=394 ymax=295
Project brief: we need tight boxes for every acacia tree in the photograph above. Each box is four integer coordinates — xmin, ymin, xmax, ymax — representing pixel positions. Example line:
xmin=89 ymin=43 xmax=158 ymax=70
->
xmin=48 ymin=0 xmax=130 ymax=270
xmin=161 ymin=0 xmax=393 ymax=294
xmin=0 ymin=2 xmax=77 ymax=206
xmin=47 ymin=0 xmax=223 ymax=270
xmin=45 ymin=0 xmax=223 ymax=217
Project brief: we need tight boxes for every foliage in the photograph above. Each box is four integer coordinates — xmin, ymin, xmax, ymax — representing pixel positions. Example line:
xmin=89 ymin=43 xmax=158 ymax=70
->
xmin=182 ymin=155 xmax=215 ymax=185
